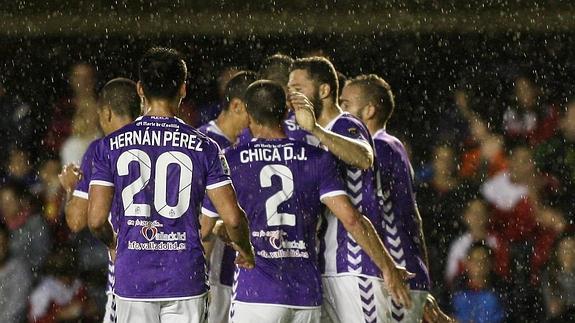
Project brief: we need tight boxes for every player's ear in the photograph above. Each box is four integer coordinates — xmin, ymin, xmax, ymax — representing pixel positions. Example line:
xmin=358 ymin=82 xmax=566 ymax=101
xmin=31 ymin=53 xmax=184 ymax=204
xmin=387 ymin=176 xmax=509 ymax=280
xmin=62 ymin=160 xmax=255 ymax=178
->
xmin=365 ymin=104 xmax=377 ymax=121
xmin=179 ymin=82 xmax=187 ymax=99
xmin=230 ymin=98 xmax=243 ymax=114
xmin=137 ymin=81 xmax=145 ymax=98
xmin=319 ymin=83 xmax=331 ymax=100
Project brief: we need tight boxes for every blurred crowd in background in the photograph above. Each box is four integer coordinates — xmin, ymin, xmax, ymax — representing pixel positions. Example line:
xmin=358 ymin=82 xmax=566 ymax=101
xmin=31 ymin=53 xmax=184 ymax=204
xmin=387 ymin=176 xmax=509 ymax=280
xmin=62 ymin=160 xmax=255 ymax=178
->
xmin=1 ymin=32 xmax=575 ymax=323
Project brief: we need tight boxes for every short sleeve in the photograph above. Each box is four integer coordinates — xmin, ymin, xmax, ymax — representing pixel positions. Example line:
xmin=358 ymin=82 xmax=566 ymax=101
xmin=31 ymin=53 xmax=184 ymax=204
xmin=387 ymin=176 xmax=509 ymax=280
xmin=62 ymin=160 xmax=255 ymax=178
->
xmin=201 ymin=195 xmax=219 ymax=218
xmin=318 ymin=151 xmax=347 ymax=202
xmin=330 ymin=115 xmax=369 ymax=143
xmin=73 ymin=140 xmax=98 ymax=199
xmin=205 ymin=141 xmax=232 ymax=190
xmin=90 ymin=139 xmax=114 ymax=187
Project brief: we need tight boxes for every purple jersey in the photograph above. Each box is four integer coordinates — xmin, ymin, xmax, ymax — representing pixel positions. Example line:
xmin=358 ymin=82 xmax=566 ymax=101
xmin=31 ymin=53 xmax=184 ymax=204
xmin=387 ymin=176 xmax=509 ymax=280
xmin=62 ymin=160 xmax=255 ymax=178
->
xmin=197 ymin=120 xmax=237 ymax=288
xmin=373 ymin=129 xmax=430 ymax=291
xmin=320 ymin=113 xmax=385 ymax=279
xmin=204 ymin=138 xmax=346 ymax=307
xmin=90 ymin=116 xmax=231 ymax=300
xmin=237 ymin=111 xmax=320 ymax=146
xmin=197 ymin=120 xmax=232 ymax=149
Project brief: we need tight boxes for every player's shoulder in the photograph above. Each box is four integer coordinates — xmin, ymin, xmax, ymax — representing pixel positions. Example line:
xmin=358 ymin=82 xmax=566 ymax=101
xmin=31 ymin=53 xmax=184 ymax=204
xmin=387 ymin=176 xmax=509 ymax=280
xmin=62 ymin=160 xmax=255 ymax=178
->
xmin=373 ymin=130 xmax=406 ymax=154
xmin=329 ymin=112 xmax=370 ymax=136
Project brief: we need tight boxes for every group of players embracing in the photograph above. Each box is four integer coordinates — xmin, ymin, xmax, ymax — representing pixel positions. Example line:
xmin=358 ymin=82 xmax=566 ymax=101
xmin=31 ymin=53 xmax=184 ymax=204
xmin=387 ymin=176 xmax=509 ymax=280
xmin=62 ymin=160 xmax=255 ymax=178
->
xmin=58 ymin=47 xmax=453 ymax=323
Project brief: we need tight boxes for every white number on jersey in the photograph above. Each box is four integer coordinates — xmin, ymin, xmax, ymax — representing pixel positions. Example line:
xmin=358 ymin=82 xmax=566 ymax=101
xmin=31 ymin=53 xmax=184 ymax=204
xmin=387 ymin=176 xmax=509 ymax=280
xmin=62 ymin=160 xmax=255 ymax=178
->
xmin=259 ymin=164 xmax=296 ymax=226
xmin=117 ymin=149 xmax=193 ymax=219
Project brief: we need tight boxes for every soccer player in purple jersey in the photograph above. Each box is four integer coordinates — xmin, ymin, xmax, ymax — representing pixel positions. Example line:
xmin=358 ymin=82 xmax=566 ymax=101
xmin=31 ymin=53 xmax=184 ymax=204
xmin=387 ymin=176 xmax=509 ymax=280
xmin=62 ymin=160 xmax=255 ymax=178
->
xmin=87 ymin=47 xmax=254 ymax=323
xmin=288 ymin=57 xmax=412 ymax=323
xmin=59 ymin=77 xmax=140 ymax=323
xmin=197 ymin=70 xmax=257 ymax=323
xmin=341 ymin=74 xmax=454 ymax=323
xmin=203 ymin=80 xmax=411 ymax=323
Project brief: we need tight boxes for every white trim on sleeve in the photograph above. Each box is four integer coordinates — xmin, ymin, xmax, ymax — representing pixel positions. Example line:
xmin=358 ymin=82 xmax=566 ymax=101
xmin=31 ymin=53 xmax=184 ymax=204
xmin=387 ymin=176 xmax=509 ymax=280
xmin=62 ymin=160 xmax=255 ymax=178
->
xmin=72 ymin=190 xmax=89 ymax=200
xmin=90 ymin=180 xmax=115 ymax=187
xmin=201 ymin=207 xmax=220 ymax=218
xmin=320 ymin=190 xmax=348 ymax=202
xmin=206 ymin=179 xmax=232 ymax=190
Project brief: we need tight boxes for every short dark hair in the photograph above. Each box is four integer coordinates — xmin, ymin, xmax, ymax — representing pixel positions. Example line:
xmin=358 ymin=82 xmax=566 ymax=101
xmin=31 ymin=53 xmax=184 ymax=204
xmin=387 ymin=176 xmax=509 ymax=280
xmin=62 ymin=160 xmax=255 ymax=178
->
xmin=291 ymin=57 xmax=339 ymax=101
xmin=99 ymin=78 xmax=140 ymax=120
xmin=138 ymin=47 xmax=187 ymax=100
xmin=347 ymin=74 xmax=395 ymax=126
xmin=245 ymin=80 xmax=286 ymax=127
xmin=258 ymin=54 xmax=294 ymax=87
xmin=223 ymin=71 xmax=258 ymax=110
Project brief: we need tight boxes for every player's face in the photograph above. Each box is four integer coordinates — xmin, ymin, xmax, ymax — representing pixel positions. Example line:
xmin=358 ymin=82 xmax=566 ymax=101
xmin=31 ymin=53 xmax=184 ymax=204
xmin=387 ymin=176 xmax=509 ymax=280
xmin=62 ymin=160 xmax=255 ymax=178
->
xmin=340 ymin=84 xmax=368 ymax=121
xmin=288 ymin=69 xmax=322 ymax=115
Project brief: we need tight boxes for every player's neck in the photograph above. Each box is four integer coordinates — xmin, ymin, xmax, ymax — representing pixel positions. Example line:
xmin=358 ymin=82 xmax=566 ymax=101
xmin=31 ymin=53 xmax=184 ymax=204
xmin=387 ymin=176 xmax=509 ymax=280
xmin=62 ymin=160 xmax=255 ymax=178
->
xmin=318 ymin=101 xmax=342 ymax=127
xmin=250 ymin=124 xmax=287 ymax=140
xmin=144 ymin=99 xmax=179 ymax=118
xmin=215 ymin=112 xmax=241 ymax=143
xmin=107 ymin=116 xmax=133 ymax=135
xmin=368 ymin=123 xmax=386 ymax=136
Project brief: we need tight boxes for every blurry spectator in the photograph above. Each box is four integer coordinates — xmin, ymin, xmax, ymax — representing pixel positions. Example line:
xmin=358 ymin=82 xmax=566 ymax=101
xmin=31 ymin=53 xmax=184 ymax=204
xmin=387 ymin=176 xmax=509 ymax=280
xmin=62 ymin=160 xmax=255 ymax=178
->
xmin=542 ymin=234 xmax=575 ymax=322
xmin=0 ymin=222 xmax=33 ymax=323
xmin=44 ymin=63 xmax=100 ymax=160
xmin=37 ymin=159 xmax=63 ymax=224
xmin=0 ymin=82 xmax=34 ymax=162
xmin=452 ymin=242 xmax=505 ymax=323
xmin=535 ymin=100 xmax=575 ymax=216
xmin=481 ymin=146 xmax=556 ymax=321
xmin=445 ymin=199 xmax=503 ymax=285
xmin=502 ymin=75 xmax=559 ymax=146
xmin=0 ymin=182 xmax=51 ymax=275
xmin=437 ymin=89 xmax=472 ymax=147
xmin=418 ymin=144 xmax=472 ymax=305
xmin=29 ymin=247 xmax=95 ymax=323
xmin=0 ymin=146 xmax=39 ymax=189
xmin=197 ymin=66 xmax=240 ymax=125
xmin=453 ymin=92 xmax=508 ymax=182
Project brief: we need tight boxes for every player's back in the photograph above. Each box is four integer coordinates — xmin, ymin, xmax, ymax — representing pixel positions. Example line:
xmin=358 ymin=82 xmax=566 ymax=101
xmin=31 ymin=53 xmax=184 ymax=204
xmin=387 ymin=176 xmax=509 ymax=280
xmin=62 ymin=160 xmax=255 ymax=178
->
xmin=92 ymin=115 xmax=230 ymax=300
xmin=225 ymin=138 xmax=344 ymax=307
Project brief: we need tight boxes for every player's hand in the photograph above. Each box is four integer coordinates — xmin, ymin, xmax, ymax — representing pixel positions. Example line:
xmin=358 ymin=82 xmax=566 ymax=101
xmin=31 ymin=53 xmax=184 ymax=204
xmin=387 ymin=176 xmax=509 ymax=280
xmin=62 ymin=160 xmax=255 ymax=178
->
xmin=230 ymin=241 xmax=255 ymax=269
xmin=289 ymin=92 xmax=318 ymax=133
xmin=382 ymin=266 xmax=415 ymax=309
xmin=58 ymin=164 xmax=82 ymax=192
xmin=423 ymin=294 xmax=456 ymax=323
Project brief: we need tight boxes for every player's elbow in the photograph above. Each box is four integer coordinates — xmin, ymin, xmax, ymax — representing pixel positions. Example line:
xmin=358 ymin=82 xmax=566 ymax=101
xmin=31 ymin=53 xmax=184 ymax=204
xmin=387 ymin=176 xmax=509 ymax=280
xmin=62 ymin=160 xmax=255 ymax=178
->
xmin=340 ymin=212 xmax=362 ymax=232
xmin=355 ymin=146 xmax=374 ymax=170
xmin=65 ymin=203 xmax=87 ymax=233
xmin=87 ymin=210 xmax=107 ymax=232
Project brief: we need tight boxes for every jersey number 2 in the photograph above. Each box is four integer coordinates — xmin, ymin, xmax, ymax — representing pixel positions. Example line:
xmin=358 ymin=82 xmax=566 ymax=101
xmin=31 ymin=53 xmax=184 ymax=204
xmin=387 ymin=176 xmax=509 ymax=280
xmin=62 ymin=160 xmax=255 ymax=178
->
xmin=117 ymin=149 xmax=193 ymax=219
xmin=260 ymin=165 xmax=296 ymax=226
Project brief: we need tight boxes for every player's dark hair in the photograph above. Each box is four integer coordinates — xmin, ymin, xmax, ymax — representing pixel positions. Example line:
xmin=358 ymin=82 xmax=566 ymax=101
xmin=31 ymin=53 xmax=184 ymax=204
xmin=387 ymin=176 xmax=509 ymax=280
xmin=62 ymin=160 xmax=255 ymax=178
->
xmin=138 ymin=47 xmax=187 ymax=100
xmin=245 ymin=80 xmax=286 ymax=127
xmin=98 ymin=78 xmax=140 ymax=120
xmin=347 ymin=74 xmax=395 ymax=126
xmin=291 ymin=57 xmax=339 ymax=101
xmin=258 ymin=54 xmax=294 ymax=87
xmin=223 ymin=71 xmax=258 ymax=110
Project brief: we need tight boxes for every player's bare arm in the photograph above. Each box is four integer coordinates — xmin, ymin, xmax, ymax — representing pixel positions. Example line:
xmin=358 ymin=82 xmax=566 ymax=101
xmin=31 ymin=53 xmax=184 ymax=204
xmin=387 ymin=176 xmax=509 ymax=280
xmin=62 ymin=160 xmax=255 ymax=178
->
xmin=59 ymin=164 xmax=88 ymax=232
xmin=206 ymin=184 xmax=255 ymax=269
xmin=324 ymin=194 xmax=414 ymax=308
xmin=87 ymin=185 xmax=117 ymax=250
xmin=199 ymin=215 xmax=219 ymax=260
xmin=290 ymin=92 xmax=374 ymax=170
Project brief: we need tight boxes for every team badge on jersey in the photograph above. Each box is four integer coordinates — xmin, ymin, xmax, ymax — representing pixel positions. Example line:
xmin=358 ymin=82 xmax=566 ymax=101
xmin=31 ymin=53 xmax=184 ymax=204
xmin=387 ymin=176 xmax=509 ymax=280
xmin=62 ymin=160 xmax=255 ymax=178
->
xmin=219 ymin=153 xmax=230 ymax=176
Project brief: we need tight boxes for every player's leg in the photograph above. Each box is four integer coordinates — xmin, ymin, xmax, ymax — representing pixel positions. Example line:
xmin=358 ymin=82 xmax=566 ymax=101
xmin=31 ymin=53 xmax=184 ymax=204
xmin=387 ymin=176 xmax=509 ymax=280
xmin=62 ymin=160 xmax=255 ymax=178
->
xmin=115 ymin=299 xmax=161 ymax=323
xmin=159 ymin=296 xmax=208 ymax=323
xmin=231 ymin=302 xmax=290 ymax=323
xmin=292 ymin=307 xmax=321 ymax=323
xmin=102 ymin=293 xmax=117 ymax=323
xmin=208 ymin=284 xmax=232 ymax=323
xmin=386 ymin=290 xmax=429 ymax=323
xmin=322 ymin=276 xmax=391 ymax=323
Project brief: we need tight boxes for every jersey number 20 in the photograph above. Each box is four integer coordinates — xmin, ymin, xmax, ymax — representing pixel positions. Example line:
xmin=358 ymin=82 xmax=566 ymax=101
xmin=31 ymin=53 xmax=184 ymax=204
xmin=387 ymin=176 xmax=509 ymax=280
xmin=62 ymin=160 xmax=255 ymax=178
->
xmin=117 ymin=149 xmax=193 ymax=219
